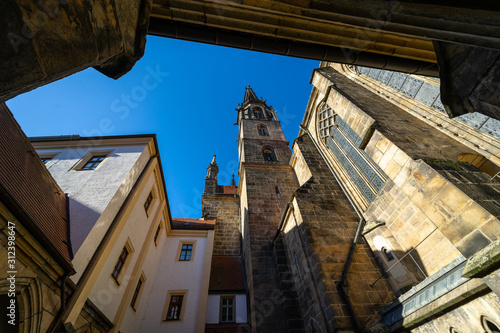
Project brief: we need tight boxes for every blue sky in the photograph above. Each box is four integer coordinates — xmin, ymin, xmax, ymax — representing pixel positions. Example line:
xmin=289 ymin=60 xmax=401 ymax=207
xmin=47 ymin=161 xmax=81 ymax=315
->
xmin=7 ymin=36 xmax=318 ymax=218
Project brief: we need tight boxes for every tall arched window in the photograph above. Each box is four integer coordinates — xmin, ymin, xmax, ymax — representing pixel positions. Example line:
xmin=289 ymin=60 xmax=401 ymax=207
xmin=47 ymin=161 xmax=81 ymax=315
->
xmin=257 ymin=124 xmax=268 ymax=136
xmin=263 ymin=147 xmax=277 ymax=162
xmin=253 ymin=107 xmax=263 ymax=119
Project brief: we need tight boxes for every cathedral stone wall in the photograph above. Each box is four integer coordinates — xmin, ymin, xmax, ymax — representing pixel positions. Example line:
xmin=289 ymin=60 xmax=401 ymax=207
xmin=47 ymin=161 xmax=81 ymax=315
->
xmin=240 ymin=140 xmax=292 ymax=165
xmin=202 ymin=195 xmax=240 ymax=255
xmin=241 ymin=165 xmax=299 ymax=332
xmin=240 ymin=119 xmax=288 ymax=142
xmin=364 ymin=154 xmax=500 ymax=277
xmin=284 ymin=135 xmax=395 ymax=331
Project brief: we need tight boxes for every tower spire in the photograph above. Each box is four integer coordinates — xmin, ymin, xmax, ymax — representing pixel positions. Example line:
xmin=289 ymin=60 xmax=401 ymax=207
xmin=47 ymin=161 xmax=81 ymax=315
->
xmin=243 ymin=85 xmax=259 ymax=103
xmin=204 ymin=155 xmax=218 ymax=195
xmin=206 ymin=155 xmax=218 ymax=179
xmin=231 ymin=173 xmax=236 ymax=186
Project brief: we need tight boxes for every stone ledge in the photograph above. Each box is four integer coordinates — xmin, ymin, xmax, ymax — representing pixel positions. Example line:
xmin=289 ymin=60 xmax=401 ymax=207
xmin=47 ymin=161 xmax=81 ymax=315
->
xmin=462 ymin=238 xmax=500 ymax=278
xmin=402 ymin=278 xmax=488 ymax=329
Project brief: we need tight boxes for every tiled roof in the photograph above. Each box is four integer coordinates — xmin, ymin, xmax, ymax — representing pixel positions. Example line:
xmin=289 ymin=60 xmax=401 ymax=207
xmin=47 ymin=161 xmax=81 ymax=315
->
xmin=0 ymin=104 xmax=74 ymax=273
xmin=209 ymin=256 xmax=246 ymax=291
xmin=217 ymin=185 xmax=238 ymax=194
xmin=171 ymin=217 xmax=215 ymax=230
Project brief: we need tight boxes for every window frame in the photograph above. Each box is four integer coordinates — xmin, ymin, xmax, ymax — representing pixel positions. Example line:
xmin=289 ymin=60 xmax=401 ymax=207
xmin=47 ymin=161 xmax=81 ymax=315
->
xmin=111 ymin=239 xmax=134 ymax=285
xmin=253 ymin=107 xmax=263 ymax=119
xmin=130 ymin=272 xmax=146 ymax=311
xmin=257 ymin=123 xmax=268 ymax=136
xmin=153 ymin=221 xmax=163 ymax=246
xmin=175 ymin=240 xmax=197 ymax=262
xmin=72 ymin=150 xmax=112 ymax=171
xmin=144 ymin=189 xmax=155 ymax=217
xmin=220 ymin=295 xmax=236 ymax=323
xmin=262 ymin=146 xmax=277 ymax=162
xmin=162 ymin=290 xmax=188 ymax=322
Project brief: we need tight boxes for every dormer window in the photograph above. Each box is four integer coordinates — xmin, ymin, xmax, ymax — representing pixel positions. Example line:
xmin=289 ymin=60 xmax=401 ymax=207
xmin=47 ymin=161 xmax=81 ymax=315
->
xmin=263 ymin=147 xmax=277 ymax=162
xmin=82 ymin=155 xmax=107 ymax=170
xmin=258 ymin=124 xmax=268 ymax=136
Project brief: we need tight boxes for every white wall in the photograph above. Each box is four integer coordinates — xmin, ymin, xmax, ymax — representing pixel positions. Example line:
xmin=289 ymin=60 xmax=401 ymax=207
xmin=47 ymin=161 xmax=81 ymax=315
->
xmin=136 ymin=235 xmax=208 ymax=333
xmin=86 ymin=172 xmax=160 ymax=321
xmin=38 ymin=144 xmax=147 ymax=254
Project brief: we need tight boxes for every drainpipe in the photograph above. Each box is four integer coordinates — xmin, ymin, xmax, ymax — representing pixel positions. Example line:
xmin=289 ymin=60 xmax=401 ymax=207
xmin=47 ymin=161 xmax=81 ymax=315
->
xmin=299 ymin=125 xmax=364 ymax=332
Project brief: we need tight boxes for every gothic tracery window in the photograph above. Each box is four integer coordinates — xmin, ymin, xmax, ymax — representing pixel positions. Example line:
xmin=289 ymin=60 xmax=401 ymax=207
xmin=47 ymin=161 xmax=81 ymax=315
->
xmin=316 ymin=103 xmax=388 ymax=205
xmin=318 ymin=103 xmax=335 ymax=141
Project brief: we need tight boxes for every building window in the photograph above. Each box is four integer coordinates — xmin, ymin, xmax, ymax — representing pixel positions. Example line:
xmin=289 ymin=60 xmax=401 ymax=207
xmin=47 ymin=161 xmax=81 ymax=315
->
xmin=154 ymin=223 xmax=162 ymax=246
xmin=176 ymin=240 xmax=197 ymax=262
xmin=179 ymin=244 xmax=193 ymax=261
xmin=263 ymin=147 xmax=277 ymax=162
xmin=317 ymin=104 xmax=388 ymax=204
xmin=220 ymin=296 xmax=235 ymax=323
xmin=81 ymin=155 xmax=107 ymax=170
xmin=130 ymin=273 xmax=146 ymax=311
xmin=253 ymin=107 xmax=263 ymax=119
xmin=112 ymin=247 xmax=128 ymax=282
xmin=483 ymin=316 xmax=500 ymax=333
xmin=383 ymin=248 xmax=395 ymax=261
xmin=38 ymin=152 xmax=59 ymax=164
xmin=275 ymin=185 xmax=280 ymax=194
xmin=111 ymin=239 xmax=134 ymax=284
xmin=258 ymin=124 xmax=268 ymax=136
xmin=144 ymin=190 xmax=154 ymax=217
xmin=162 ymin=291 xmax=188 ymax=321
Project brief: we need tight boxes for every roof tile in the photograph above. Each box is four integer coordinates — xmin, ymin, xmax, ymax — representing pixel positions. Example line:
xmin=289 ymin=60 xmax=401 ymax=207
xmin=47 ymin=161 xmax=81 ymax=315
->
xmin=0 ymin=103 xmax=73 ymax=272
xmin=171 ymin=217 xmax=215 ymax=230
xmin=209 ymin=256 xmax=246 ymax=291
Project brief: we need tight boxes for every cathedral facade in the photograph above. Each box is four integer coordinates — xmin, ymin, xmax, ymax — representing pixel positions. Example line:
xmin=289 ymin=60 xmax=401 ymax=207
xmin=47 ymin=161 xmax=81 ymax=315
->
xmin=1 ymin=61 xmax=500 ymax=333
xmin=203 ymin=63 xmax=500 ymax=333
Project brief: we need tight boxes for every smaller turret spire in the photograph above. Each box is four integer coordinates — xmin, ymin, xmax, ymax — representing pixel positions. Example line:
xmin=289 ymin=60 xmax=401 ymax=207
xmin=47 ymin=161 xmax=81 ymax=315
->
xmin=231 ymin=173 xmax=236 ymax=186
xmin=243 ymin=85 xmax=259 ymax=103
xmin=206 ymin=155 xmax=218 ymax=179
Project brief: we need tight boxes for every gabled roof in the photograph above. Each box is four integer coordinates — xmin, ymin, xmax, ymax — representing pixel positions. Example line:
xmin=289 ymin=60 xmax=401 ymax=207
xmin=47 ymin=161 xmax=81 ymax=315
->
xmin=209 ymin=256 xmax=246 ymax=292
xmin=171 ymin=217 xmax=216 ymax=230
xmin=0 ymin=103 xmax=74 ymax=273
xmin=216 ymin=185 xmax=238 ymax=195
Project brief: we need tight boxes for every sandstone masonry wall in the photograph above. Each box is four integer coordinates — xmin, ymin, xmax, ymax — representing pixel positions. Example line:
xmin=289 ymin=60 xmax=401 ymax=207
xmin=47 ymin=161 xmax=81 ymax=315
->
xmin=202 ymin=194 xmax=240 ymax=255
xmin=284 ymin=135 xmax=395 ymax=331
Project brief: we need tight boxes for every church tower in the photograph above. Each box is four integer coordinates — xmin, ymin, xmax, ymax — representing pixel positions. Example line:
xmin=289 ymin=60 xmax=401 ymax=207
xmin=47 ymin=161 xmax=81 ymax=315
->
xmin=204 ymin=155 xmax=218 ymax=195
xmin=237 ymin=86 xmax=300 ymax=332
